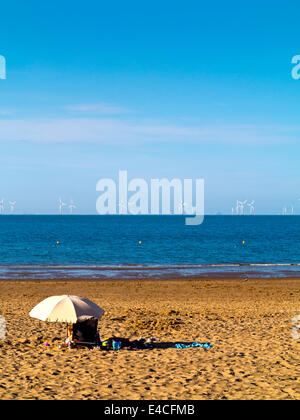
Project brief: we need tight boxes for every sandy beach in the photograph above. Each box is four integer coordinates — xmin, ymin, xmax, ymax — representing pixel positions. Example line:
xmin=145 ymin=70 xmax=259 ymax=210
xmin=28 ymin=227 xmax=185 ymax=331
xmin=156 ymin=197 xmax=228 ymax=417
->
xmin=0 ymin=278 xmax=299 ymax=400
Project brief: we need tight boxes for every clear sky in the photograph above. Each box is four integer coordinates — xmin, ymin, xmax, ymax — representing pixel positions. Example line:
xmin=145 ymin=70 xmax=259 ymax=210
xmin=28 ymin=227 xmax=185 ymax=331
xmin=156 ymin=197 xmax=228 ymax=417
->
xmin=0 ymin=0 xmax=299 ymax=214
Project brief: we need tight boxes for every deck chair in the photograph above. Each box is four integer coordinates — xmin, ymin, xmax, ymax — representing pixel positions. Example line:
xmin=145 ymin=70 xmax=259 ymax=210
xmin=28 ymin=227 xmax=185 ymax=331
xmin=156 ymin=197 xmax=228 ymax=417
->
xmin=66 ymin=316 xmax=100 ymax=348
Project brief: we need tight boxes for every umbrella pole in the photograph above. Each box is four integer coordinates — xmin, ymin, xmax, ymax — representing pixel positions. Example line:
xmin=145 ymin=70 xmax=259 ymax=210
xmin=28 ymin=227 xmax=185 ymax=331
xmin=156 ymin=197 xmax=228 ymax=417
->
xmin=66 ymin=323 xmax=70 ymax=349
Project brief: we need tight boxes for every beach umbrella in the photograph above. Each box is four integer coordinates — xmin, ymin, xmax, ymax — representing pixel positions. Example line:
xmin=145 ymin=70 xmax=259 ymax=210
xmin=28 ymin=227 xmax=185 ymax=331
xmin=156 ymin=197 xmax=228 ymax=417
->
xmin=29 ymin=295 xmax=104 ymax=323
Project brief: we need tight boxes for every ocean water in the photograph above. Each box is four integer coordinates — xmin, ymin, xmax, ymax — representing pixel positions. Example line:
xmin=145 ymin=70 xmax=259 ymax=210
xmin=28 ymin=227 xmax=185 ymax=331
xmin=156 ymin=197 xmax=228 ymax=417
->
xmin=0 ymin=215 xmax=299 ymax=279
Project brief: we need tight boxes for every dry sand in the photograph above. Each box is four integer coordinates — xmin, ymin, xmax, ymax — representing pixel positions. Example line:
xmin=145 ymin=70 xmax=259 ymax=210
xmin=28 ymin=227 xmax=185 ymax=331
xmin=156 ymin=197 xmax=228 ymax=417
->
xmin=0 ymin=278 xmax=299 ymax=400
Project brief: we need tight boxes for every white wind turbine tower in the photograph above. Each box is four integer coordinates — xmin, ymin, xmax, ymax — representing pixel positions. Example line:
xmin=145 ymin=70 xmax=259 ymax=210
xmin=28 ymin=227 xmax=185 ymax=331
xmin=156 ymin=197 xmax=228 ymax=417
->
xmin=118 ymin=200 xmax=127 ymax=214
xmin=240 ymin=200 xmax=247 ymax=215
xmin=236 ymin=200 xmax=241 ymax=215
xmin=291 ymin=205 xmax=294 ymax=215
xmin=178 ymin=200 xmax=187 ymax=215
xmin=59 ymin=197 xmax=66 ymax=215
xmin=247 ymin=200 xmax=255 ymax=215
xmin=9 ymin=201 xmax=16 ymax=214
xmin=69 ymin=199 xmax=76 ymax=215
xmin=0 ymin=199 xmax=4 ymax=215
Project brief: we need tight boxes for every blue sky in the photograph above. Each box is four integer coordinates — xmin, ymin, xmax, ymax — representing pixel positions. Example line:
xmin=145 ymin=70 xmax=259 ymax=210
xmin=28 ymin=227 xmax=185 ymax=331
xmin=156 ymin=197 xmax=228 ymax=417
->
xmin=0 ymin=0 xmax=299 ymax=214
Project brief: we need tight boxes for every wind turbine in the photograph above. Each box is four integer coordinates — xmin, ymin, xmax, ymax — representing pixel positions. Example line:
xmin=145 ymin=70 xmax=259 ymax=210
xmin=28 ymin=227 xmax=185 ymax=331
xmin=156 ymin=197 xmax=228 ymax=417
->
xmin=9 ymin=201 xmax=16 ymax=214
xmin=69 ymin=199 xmax=76 ymax=215
xmin=0 ymin=199 xmax=4 ymax=215
xmin=240 ymin=200 xmax=247 ymax=215
xmin=291 ymin=205 xmax=294 ymax=215
xmin=59 ymin=198 xmax=66 ymax=215
xmin=178 ymin=200 xmax=187 ymax=215
xmin=236 ymin=200 xmax=241 ymax=215
xmin=118 ymin=200 xmax=127 ymax=214
xmin=247 ymin=200 xmax=255 ymax=215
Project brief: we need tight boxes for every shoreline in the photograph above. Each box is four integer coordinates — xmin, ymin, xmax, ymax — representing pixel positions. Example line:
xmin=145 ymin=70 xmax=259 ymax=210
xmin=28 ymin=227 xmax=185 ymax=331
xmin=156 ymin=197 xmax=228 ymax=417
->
xmin=0 ymin=264 xmax=300 ymax=281
xmin=1 ymin=275 xmax=300 ymax=283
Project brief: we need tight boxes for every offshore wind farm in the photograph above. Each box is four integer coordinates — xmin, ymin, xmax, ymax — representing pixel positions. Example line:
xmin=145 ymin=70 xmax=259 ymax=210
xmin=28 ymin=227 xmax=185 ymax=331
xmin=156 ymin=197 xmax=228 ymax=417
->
xmin=0 ymin=195 xmax=299 ymax=216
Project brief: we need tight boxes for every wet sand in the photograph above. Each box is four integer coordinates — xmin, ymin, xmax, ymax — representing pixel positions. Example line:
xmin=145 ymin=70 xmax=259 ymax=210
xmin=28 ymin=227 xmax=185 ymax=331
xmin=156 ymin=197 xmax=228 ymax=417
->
xmin=0 ymin=278 xmax=299 ymax=400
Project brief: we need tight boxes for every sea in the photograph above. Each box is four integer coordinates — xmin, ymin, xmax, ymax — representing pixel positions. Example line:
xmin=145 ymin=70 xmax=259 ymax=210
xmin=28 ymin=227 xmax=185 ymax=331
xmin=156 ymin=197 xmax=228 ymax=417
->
xmin=0 ymin=215 xmax=299 ymax=280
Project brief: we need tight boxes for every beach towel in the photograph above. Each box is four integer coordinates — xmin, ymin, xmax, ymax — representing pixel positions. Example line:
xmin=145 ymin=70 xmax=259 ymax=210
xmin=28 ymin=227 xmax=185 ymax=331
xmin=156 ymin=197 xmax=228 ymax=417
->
xmin=173 ymin=342 xmax=212 ymax=349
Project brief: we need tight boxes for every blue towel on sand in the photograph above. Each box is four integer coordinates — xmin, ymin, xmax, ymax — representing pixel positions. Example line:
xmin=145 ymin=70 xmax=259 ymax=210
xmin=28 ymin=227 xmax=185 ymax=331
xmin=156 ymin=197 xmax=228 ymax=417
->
xmin=173 ymin=342 xmax=212 ymax=349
